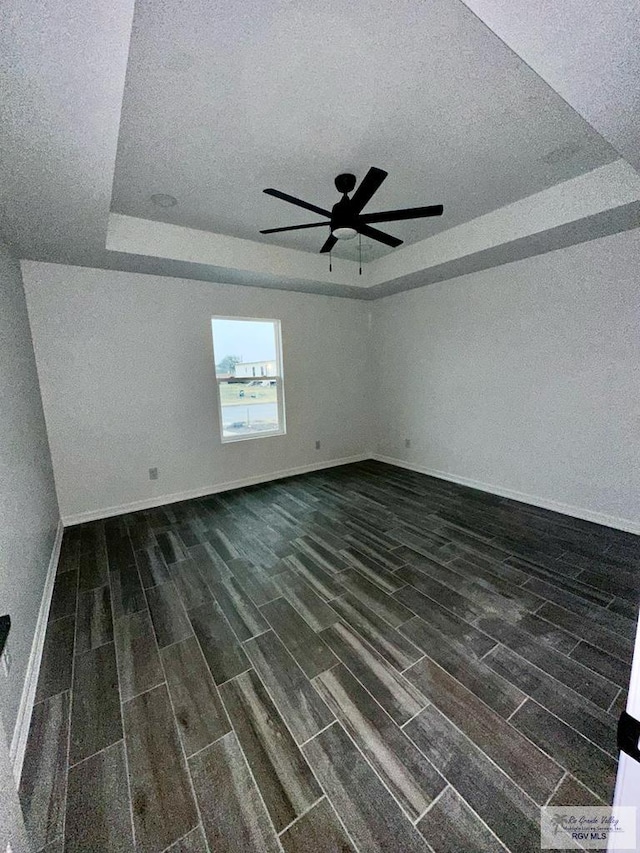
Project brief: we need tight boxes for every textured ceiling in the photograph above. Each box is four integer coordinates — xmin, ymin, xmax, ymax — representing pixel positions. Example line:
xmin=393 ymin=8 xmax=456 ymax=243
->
xmin=111 ymin=0 xmax=617 ymax=261
xmin=460 ymin=0 xmax=640 ymax=172
xmin=1 ymin=0 xmax=637 ymax=296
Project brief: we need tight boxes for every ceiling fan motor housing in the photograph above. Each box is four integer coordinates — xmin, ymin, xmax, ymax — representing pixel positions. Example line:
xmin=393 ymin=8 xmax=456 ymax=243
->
xmin=331 ymin=192 xmax=358 ymax=238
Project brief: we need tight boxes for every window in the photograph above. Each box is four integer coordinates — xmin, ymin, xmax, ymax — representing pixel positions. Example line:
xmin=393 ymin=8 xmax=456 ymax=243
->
xmin=211 ymin=317 xmax=285 ymax=442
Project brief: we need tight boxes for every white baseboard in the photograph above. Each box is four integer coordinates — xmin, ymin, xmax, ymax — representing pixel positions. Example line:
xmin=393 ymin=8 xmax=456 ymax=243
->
xmin=371 ymin=454 xmax=640 ymax=536
xmin=10 ymin=519 xmax=64 ymax=784
xmin=62 ymin=454 xmax=371 ymax=526
xmin=62 ymin=451 xmax=640 ymax=534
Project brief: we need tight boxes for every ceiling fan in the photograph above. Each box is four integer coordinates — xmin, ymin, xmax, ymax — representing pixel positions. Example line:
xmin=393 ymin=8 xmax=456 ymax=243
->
xmin=260 ymin=167 xmax=443 ymax=258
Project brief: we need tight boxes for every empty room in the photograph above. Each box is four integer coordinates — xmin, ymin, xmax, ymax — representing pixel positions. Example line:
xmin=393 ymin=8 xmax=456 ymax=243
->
xmin=1 ymin=1 xmax=639 ymax=851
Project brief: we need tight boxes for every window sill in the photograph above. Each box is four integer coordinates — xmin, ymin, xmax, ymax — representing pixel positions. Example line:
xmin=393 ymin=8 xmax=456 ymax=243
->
xmin=220 ymin=429 xmax=286 ymax=444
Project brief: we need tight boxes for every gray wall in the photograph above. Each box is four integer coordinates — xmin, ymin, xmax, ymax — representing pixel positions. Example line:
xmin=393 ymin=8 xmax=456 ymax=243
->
xmin=0 ymin=241 xmax=59 ymax=739
xmin=21 ymin=263 xmax=372 ymax=522
xmin=373 ymin=228 xmax=640 ymax=530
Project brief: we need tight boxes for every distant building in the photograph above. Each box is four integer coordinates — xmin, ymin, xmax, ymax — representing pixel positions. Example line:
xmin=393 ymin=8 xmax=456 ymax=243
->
xmin=234 ymin=360 xmax=277 ymax=378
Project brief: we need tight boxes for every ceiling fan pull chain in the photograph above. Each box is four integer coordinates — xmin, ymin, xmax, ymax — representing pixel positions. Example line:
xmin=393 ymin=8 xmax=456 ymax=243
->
xmin=329 ymin=246 xmax=332 ymax=273
xmin=359 ymin=232 xmax=362 ymax=275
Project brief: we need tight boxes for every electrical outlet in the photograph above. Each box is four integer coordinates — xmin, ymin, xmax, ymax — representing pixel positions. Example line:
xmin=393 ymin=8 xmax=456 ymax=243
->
xmin=149 ymin=467 xmax=158 ymax=480
xmin=405 ymin=438 xmax=411 ymax=449
xmin=315 ymin=440 xmax=321 ymax=450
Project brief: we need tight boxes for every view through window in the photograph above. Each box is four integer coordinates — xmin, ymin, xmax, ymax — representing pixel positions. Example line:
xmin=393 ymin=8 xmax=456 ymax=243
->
xmin=211 ymin=317 xmax=285 ymax=441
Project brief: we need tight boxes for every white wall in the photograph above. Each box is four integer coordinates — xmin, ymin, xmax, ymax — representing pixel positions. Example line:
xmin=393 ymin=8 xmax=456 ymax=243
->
xmin=19 ymin=228 xmax=640 ymax=533
xmin=21 ymin=263 xmax=373 ymax=522
xmin=373 ymin=228 xmax=640 ymax=531
xmin=0 ymin=241 xmax=59 ymax=738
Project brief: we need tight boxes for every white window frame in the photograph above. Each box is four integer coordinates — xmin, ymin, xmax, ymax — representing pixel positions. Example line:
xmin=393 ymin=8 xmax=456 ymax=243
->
xmin=211 ymin=315 xmax=286 ymax=444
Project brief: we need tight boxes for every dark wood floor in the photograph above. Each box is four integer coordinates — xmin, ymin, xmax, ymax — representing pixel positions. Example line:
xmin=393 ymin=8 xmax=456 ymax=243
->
xmin=19 ymin=461 xmax=639 ymax=853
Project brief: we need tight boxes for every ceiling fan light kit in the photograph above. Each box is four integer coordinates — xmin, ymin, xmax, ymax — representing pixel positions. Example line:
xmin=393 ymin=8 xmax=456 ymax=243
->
xmin=332 ymin=227 xmax=357 ymax=239
xmin=260 ymin=167 xmax=444 ymax=273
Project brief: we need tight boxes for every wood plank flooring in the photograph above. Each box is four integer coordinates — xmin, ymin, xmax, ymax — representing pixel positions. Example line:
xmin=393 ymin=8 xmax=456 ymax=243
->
xmin=19 ymin=461 xmax=638 ymax=852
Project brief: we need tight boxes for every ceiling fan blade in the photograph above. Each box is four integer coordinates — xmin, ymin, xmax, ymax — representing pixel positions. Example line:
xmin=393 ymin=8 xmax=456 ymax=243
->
xmin=260 ymin=221 xmax=329 ymax=234
xmin=320 ymin=234 xmax=338 ymax=254
xmin=263 ymin=188 xmax=330 ymax=218
xmin=357 ymin=223 xmax=402 ymax=248
xmin=350 ymin=167 xmax=388 ymax=213
xmin=361 ymin=204 xmax=443 ymax=224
